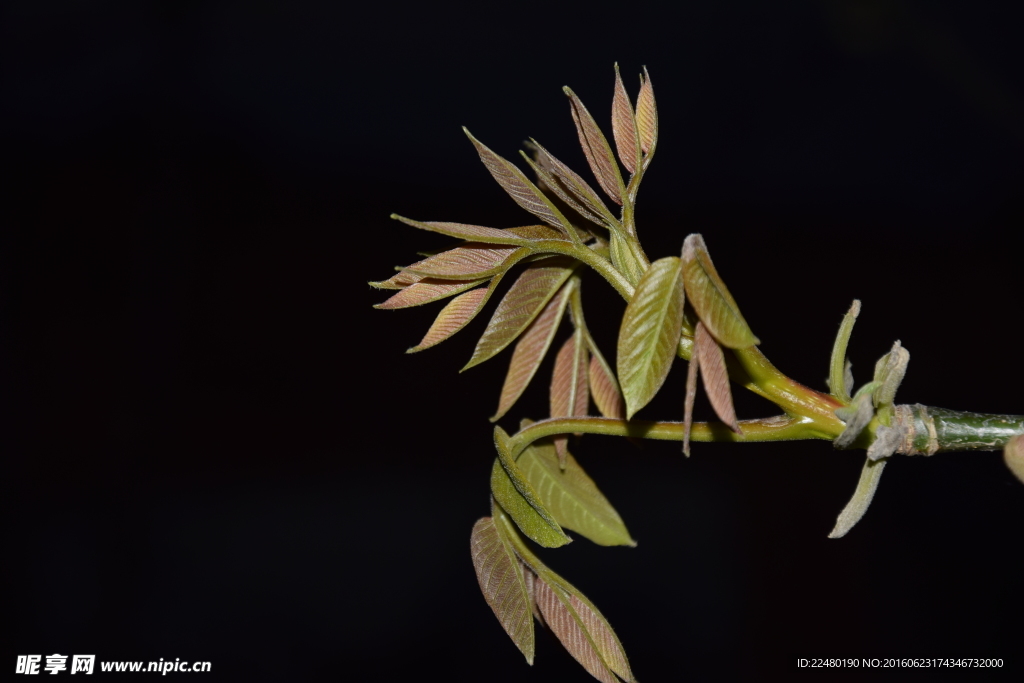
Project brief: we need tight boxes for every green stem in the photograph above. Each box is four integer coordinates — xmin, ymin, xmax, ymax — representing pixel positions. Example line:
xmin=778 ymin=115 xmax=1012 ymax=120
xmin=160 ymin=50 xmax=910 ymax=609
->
xmin=896 ymin=404 xmax=1024 ymax=454
xmin=534 ymin=240 xmax=635 ymax=300
xmin=507 ymin=415 xmax=830 ymax=459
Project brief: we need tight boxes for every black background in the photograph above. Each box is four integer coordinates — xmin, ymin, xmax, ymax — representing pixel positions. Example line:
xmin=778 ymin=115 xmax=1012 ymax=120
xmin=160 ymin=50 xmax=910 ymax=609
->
xmin=5 ymin=1 xmax=1023 ymax=681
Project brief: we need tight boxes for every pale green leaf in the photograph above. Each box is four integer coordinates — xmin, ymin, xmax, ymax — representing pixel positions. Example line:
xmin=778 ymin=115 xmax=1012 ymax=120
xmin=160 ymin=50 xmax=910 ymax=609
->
xmin=611 ymin=64 xmax=641 ymax=175
xmin=518 ymin=437 xmax=635 ymax=547
xmin=564 ymin=86 xmax=625 ymax=206
xmin=464 ymin=256 xmax=577 ymax=371
xmin=681 ymin=234 xmax=759 ymax=349
xmin=1004 ymin=435 xmax=1024 ymax=485
xmin=829 ymin=456 xmax=887 ymax=538
xmin=635 ymin=67 xmax=657 ymax=161
xmin=828 ymin=300 xmax=861 ymax=403
xmin=492 ymin=281 xmax=572 ymax=421
xmin=464 ymin=128 xmax=575 ymax=235
xmin=470 ymin=517 xmax=535 ymax=663
xmin=374 ymin=278 xmax=484 ymax=309
xmin=617 ymin=256 xmax=685 ymax=419
xmin=490 ymin=426 xmax=571 ymax=548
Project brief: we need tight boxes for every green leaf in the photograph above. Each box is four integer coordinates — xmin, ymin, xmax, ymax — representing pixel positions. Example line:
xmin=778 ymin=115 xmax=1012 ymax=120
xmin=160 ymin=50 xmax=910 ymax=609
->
xmin=611 ymin=64 xmax=641 ymax=175
xmin=872 ymin=340 xmax=910 ymax=426
xmin=610 ymin=231 xmax=643 ymax=285
xmin=828 ymin=456 xmax=887 ymax=538
xmin=469 ymin=517 xmax=535 ymax=663
xmin=518 ymin=437 xmax=635 ymax=547
xmin=464 ymin=256 xmax=577 ymax=371
xmin=1005 ymin=435 xmax=1024 ymax=485
xmin=464 ymin=128 xmax=576 ymax=237
xmin=490 ymin=426 xmax=571 ymax=548
xmin=390 ymin=215 xmax=558 ymax=246
xmin=493 ymin=508 xmax=635 ymax=683
xmin=828 ymin=300 xmax=861 ymax=403
xmin=635 ymin=66 xmax=657 ymax=163
xmin=564 ymin=86 xmax=626 ymax=206
xmin=492 ymin=281 xmax=572 ymax=421
xmin=681 ymin=234 xmax=759 ymax=349
xmin=617 ymin=256 xmax=685 ymax=419
xmin=374 ymin=278 xmax=485 ymax=309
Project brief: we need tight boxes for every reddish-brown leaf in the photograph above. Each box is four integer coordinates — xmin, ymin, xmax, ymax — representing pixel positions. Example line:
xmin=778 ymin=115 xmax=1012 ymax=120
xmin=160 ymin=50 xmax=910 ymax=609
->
xmin=635 ymin=67 xmax=657 ymax=157
xmin=390 ymin=215 xmax=550 ymax=246
xmin=374 ymin=278 xmax=484 ymax=309
xmin=368 ymin=268 xmax=425 ymax=290
xmin=470 ymin=517 xmax=535 ymax=664
xmin=550 ymin=332 xmax=589 ymax=464
xmin=611 ymin=64 xmax=640 ymax=175
xmin=407 ymin=287 xmax=490 ymax=352
xmin=464 ymin=257 xmax=577 ymax=370
xmin=564 ymin=87 xmax=625 ymax=206
xmin=521 ymin=150 xmax=606 ymax=230
xmin=405 ymin=244 xmax=529 ymax=280
xmin=534 ymin=580 xmax=630 ymax=683
xmin=695 ymin=321 xmax=741 ymax=433
xmin=464 ymin=128 xmax=573 ymax=234
xmin=588 ymin=353 xmax=625 ymax=420
xmin=492 ymin=282 xmax=572 ymax=421
xmin=683 ymin=345 xmax=699 ymax=456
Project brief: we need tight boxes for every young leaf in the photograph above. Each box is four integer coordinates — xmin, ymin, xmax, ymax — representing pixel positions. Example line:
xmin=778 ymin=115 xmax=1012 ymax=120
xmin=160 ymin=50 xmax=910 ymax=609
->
xmin=611 ymin=64 xmax=641 ymax=175
xmin=681 ymin=234 xmax=759 ymax=349
xmin=828 ymin=300 xmax=861 ymax=403
xmin=564 ymin=86 xmax=626 ymax=205
xmin=610 ymin=231 xmax=643 ymax=285
xmin=521 ymin=150 xmax=606 ymax=230
xmin=635 ymin=67 xmax=657 ymax=159
xmin=492 ymin=281 xmax=572 ymax=421
xmin=617 ymin=256 xmax=685 ymax=419
xmin=828 ymin=457 xmax=887 ymax=538
xmin=588 ymin=351 xmax=625 ymax=420
xmin=470 ymin=517 xmax=535 ymax=663
xmin=527 ymin=140 xmax=620 ymax=230
xmin=369 ymin=268 xmax=425 ymax=290
xmin=683 ymin=344 xmax=699 ymax=456
xmin=1005 ymin=434 xmax=1024 ymax=485
xmin=872 ymin=340 xmax=910 ymax=425
xmin=465 ymin=257 xmax=577 ymax=371
xmin=404 ymin=243 xmax=531 ymax=281
xmin=374 ymin=278 xmax=484 ymax=309
xmin=834 ymin=382 xmax=882 ymax=449
xmin=490 ymin=426 xmax=571 ymax=548
xmin=494 ymin=505 xmax=635 ymax=683
xmin=407 ymin=286 xmax=490 ymax=353
xmin=464 ymin=127 xmax=575 ymax=236
xmin=518 ymin=437 xmax=636 ymax=547
xmin=550 ymin=331 xmax=590 ymax=463
xmin=695 ymin=321 xmax=741 ymax=433
xmin=390 ymin=215 xmax=561 ymax=246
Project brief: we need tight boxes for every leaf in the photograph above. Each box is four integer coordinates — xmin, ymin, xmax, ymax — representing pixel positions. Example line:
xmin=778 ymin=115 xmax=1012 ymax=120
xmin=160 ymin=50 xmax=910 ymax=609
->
xmin=470 ymin=517 xmax=535 ymax=663
xmin=828 ymin=300 xmax=861 ymax=403
xmin=464 ymin=128 xmax=574 ymax=235
xmin=610 ymin=231 xmax=643 ymax=285
xmin=404 ymin=243 xmax=531 ymax=281
xmin=635 ymin=67 xmax=658 ymax=159
xmin=833 ymin=382 xmax=881 ymax=449
xmin=407 ymin=286 xmax=490 ymax=352
xmin=492 ymin=281 xmax=572 ymax=421
xmin=518 ymin=437 xmax=635 ymax=546
xmin=550 ymin=331 xmax=589 ymax=463
xmin=611 ymin=64 xmax=641 ymax=175
xmin=493 ymin=506 xmax=635 ymax=683
xmin=390 ymin=214 xmax=560 ymax=246
xmin=527 ymin=140 xmax=619 ymax=229
xmin=464 ymin=256 xmax=577 ymax=371
xmin=520 ymin=150 xmax=606 ymax=231
xmin=588 ymin=350 xmax=625 ymax=420
xmin=695 ymin=321 xmax=741 ymax=433
xmin=681 ymin=234 xmax=759 ymax=349
xmin=617 ymin=256 xmax=685 ymax=419
xmin=490 ymin=426 xmax=571 ymax=548
xmin=564 ymin=86 xmax=625 ymax=205
xmin=374 ymin=278 xmax=484 ymax=309
xmin=1004 ymin=434 xmax=1024 ymax=485
xmin=368 ymin=268 xmax=425 ymax=290
xmin=872 ymin=340 xmax=910 ymax=425
xmin=828 ymin=456 xmax=887 ymax=538
xmin=683 ymin=343 xmax=699 ymax=456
